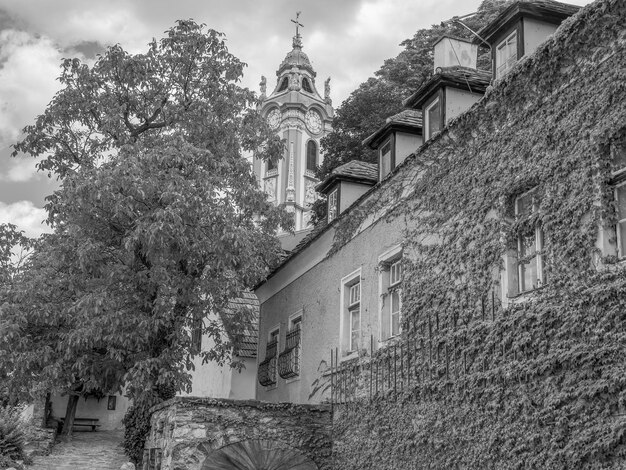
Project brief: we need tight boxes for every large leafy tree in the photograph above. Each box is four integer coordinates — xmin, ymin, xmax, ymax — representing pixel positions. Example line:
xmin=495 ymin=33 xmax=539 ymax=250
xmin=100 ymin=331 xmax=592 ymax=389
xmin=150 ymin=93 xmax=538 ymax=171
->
xmin=312 ymin=0 xmax=510 ymax=223
xmin=0 ymin=20 xmax=289 ymax=437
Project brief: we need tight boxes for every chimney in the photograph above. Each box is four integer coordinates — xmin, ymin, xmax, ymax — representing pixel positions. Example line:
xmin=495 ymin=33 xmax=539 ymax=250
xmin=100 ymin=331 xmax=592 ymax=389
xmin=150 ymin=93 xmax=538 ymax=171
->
xmin=433 ymin=35 xmax=478 ymax=72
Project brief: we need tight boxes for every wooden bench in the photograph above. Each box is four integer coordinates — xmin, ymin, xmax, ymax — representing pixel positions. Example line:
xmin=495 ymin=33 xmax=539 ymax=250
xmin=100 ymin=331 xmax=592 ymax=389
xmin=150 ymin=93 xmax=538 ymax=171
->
xmin=59 ymin=417 xmax=101 ymax=431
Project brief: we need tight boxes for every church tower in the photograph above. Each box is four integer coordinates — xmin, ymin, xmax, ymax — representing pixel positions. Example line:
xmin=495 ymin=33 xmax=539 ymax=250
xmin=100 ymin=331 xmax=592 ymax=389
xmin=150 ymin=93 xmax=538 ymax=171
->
xmin=254 ymin=13 xmax=334 ymax=232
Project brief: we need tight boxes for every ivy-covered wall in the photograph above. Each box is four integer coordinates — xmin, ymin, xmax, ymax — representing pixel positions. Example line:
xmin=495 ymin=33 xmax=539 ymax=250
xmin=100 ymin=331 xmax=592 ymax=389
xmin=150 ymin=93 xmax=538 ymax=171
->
xmin=331 ymin=0 xmax=626 ymax=468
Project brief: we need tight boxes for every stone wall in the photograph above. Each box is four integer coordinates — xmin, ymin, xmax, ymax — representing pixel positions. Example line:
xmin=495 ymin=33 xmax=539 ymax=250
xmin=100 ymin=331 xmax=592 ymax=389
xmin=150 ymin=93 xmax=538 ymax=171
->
xmin=144 ymin=397 xmax=331 ymax=470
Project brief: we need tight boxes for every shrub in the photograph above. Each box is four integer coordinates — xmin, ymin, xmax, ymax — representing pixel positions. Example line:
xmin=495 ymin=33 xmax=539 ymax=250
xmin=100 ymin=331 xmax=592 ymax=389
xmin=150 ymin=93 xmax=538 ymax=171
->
xmin=122 ymin=384 xmax=175 ymax=466
xmin=0 ymin=406 xmax=26 ymax=463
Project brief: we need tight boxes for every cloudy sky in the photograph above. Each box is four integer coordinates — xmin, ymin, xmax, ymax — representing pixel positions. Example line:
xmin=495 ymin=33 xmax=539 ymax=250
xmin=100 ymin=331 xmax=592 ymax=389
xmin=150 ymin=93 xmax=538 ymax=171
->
xmin=0 ymin=0 xmax=591 ymax=238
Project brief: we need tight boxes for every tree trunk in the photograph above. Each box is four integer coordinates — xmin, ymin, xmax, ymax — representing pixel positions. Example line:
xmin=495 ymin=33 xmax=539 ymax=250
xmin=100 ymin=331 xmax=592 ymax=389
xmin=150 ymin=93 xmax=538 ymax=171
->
xmin=60 ymin=394 xmax=79 ymax=439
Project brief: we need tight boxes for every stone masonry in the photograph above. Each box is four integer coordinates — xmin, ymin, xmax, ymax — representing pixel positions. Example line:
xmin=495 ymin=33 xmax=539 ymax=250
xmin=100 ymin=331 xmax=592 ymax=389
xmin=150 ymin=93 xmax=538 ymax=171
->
xmin=144 ymin=397 xmax=332 ymax=470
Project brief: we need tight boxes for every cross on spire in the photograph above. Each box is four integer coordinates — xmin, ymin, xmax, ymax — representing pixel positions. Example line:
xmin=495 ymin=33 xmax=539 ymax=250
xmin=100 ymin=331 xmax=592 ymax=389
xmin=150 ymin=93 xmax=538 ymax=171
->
xmin=291 ymin=12 xmax=304 ymax=37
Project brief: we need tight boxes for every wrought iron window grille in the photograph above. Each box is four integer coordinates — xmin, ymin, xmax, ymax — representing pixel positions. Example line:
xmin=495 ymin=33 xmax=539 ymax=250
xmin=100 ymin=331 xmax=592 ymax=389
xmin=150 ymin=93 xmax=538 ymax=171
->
xmin=278 ymin=328 xmax=301 ymax=379
xmin=258 ymin=339 xmax=278 ymax=386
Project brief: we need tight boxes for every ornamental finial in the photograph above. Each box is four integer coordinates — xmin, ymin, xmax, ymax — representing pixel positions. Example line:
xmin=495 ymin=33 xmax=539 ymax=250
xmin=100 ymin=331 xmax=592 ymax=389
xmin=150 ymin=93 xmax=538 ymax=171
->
xmin=291 ymin=12 xmax=304 ymax=48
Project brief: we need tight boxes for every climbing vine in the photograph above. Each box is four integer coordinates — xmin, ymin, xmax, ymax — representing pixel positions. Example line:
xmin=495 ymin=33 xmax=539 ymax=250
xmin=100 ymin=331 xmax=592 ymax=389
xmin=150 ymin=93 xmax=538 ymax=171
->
xmin=331 ymin=0 xmax=626 ymax=468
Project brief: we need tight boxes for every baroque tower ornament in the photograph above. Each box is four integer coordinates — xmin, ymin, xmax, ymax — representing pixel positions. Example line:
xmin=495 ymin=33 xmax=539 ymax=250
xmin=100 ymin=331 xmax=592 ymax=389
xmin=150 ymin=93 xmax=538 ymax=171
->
xmin=254 ymin=11 xmax=334 ymax=232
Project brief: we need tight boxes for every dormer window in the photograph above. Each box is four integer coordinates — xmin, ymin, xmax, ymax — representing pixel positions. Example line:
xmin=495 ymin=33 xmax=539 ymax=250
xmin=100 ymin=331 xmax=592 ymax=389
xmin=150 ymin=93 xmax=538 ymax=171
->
xmin=425 ymin=98 xmax=442 ymax=141
xmin=496 ymin=32 xmax=518 ymax=79
xmin=327 ymin=188 xmax=338 ymax=222
xmin=380 ymin=139 xmax=394 ymax=180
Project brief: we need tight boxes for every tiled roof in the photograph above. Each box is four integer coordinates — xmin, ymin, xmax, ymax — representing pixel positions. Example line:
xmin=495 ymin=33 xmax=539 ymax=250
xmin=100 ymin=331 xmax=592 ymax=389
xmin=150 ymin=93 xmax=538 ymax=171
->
xmin=387 ymin=109 xmax=423 ymax=127
xmin=331 ymin=160 xmax=379 ymax=181
xmin=363 ymin=109 xmax=423 ymax=148
xmin=403 ymin=66 xmax=492 ymax=109
xmin=316 ymin=160 xmax=378 ymax=194
xmin=219 ymin=291 xmax=259 ymax=358
xmin=477 ymin=0 xmax=581 ymax=44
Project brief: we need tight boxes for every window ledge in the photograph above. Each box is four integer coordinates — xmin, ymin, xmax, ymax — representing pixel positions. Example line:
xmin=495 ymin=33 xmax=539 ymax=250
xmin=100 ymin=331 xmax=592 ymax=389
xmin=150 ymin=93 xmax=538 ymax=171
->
xmin=339 ymin=352 xmax=359 ymax=364
xmin=286 ymin=376 xmax=300 ymax=384
xmin=505 ymin=284 xmax=546 ymax=305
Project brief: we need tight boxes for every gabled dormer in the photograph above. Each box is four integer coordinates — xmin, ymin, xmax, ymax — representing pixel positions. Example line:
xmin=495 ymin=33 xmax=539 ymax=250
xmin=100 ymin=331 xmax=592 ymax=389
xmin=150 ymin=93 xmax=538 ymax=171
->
xmin=362 ymin=110 xmax=422 ymax=181
xmin=316 ymin=161 xmax=378 ymax=223
xmin=403 ymin=35 xmax=491 ymax=143
xmin=476 ymin=0 xmax=580 ymax=80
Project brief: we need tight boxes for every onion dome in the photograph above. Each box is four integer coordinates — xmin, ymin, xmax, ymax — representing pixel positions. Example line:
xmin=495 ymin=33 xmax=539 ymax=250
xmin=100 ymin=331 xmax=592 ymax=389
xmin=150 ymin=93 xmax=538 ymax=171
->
xmin=277 ymin=35 xmax=316 ymax=77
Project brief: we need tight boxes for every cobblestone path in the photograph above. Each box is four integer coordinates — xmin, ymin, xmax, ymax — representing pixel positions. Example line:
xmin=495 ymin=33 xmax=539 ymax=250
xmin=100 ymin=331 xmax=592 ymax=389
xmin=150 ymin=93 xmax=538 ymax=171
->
xmin=29 ymin=430 xmax=128 ymax=470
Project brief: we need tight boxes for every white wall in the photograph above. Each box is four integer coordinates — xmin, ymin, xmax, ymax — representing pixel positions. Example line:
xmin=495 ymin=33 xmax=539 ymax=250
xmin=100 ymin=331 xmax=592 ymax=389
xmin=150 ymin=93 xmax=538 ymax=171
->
xmin=445 ymin=88 xmax=484 ymax=123
xmin=395 ymin=132 xmax=422 ymax=166
xmin=49 ymin=393 xmax=130 ymax=431
xmin=524 ymin=18 xmax=558 ymax=57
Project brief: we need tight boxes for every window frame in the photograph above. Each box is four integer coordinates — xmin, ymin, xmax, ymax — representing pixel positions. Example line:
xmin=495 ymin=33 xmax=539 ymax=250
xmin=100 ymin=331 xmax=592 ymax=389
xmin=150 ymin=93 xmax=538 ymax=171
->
xmin=615 ymin=182 xmax=626 ymax=258
xmin=379 ymin=136 xmax=395 ymax=181
xmin=503 ymin=188 xmax=545 ymax=298
xmin=306 ymin=140 xmax=318 ymax=174
xmin=267 ymin=327 xmax=280 ymax=387
xmin=340 ymin=268 xmax=362 ymax=360
xmin=378 ymin=245 xmax=403 ymax=343
xmin=327 ymin=188 xmax=339 ymax=222
xmin=610 ymin=140 xmax=626 ymax=259
xmin=191 ymin=315 xmax=203 ymax=354
xmin=495 ymin=31 xmax=518 ymax=79
xmin=424 ymin=97 xmax=442 ymax=141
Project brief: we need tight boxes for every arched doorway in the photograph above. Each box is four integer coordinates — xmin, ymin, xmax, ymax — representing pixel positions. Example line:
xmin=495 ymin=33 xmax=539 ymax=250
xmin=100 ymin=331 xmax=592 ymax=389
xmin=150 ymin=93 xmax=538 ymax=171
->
xmin=201 ymin=439 xmax=318 ymax=470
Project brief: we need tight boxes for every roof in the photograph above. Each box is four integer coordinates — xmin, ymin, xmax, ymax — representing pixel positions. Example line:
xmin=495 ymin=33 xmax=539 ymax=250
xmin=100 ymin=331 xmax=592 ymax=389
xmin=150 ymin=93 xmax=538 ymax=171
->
xmin=315 ymin=160 xmax=379 ymax=194
xmin=219 ymin=291 xmax=259 ymax=358
xmin=403 ymin=66 xmax=492 ymax=109
xmin=476 ymin=0 xmax=581 ymax=44
xmin=363 ymin=109 xmax=423 ymax=149
xmin=277 ymin=35 xmax=315 ymax=77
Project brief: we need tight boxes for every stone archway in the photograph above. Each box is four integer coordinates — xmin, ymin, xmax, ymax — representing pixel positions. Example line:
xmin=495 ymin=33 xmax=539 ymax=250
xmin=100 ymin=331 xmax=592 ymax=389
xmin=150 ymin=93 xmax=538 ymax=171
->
xmin=201 ymin=439 xmax=318 ymax=470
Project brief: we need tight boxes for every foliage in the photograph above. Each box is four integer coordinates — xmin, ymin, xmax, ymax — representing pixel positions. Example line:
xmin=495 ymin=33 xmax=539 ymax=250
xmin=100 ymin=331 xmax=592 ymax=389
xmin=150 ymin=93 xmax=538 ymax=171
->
xmin=1 ymin=19 xmax=290 ymax=440
xmin=0 ymin=407 xmax=26 ymax=464
xmin=330 ymin=0 xmax=626 ymax=467
xmin=122 ymin=384 xmax=174 ymax=466
xmin=312 ymin=0 xmax=510 ymax=224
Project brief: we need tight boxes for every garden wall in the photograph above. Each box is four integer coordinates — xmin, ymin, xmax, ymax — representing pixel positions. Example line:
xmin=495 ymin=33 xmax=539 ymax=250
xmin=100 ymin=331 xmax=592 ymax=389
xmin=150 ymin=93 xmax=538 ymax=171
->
xmin=144 ymin=397 xmax=331 ymax=470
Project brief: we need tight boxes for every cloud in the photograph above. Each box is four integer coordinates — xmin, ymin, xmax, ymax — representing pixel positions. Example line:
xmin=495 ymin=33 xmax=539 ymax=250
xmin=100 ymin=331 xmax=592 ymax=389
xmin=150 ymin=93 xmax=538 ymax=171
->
xmin=0 ymin=29 xmax=62 ymax=146
xmin=0 ymin=157 xmax=40 ymax=183
xmin=0 ymin=200 xmax=49 ymax=238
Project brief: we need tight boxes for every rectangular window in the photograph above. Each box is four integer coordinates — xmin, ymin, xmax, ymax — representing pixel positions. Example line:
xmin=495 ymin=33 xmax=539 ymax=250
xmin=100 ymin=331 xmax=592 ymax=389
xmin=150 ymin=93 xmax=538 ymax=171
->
xmin=341 ymin=270 xmax=361 ymax=358
xmin=328 ymin=188 xmax=338 ymax=222
xmin=258 ymin=327 xmax=279 ymax=387
xmin=380 ymin=140 xmax=393 ymax=180
xmin=390 ymin=290 xmax=401 ymax=338
xmin=191 ymin=316 xmax=202 ymax=353
xmin=349 ymin=283 xmax=360 ymax=306
xmin=514 ymin=189 xmax=544 ymax=293
xmin=379 ymin=247 xmax=402 ymax=342
xmin=496 ymin=32 xmax=518 ymax=79
xmin=390 ymin=260 xmax=402 ymax=286
xmin=349 ymin=307 xmax=360 ymax=352
xmin=615 ymin=184 xmax=626 ymax=257
xmin=425 ymin=98 xmax=441 ymax=141
xmin=611 ymin=141 xmax=626 ymax=257
xmin=278 ymin=315 xmax=302 ymax=379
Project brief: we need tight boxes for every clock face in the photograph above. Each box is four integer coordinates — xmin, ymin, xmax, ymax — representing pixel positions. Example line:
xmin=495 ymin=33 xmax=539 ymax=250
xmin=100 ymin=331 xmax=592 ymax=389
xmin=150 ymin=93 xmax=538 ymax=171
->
xmin=305 ymin=110 xmax=323 ymax=134
xmin=267 ymin=109 xmax=281 ymax=130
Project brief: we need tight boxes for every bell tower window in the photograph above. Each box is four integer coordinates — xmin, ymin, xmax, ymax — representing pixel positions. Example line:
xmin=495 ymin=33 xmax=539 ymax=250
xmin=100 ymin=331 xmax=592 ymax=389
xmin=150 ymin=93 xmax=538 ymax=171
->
xmin=277 ymin=77 xmax=289 ymax=93
xmin=302 ymin=77 xmax=313 ymax=93
xmin=306 ymin=140 xmax=318 ymax=172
